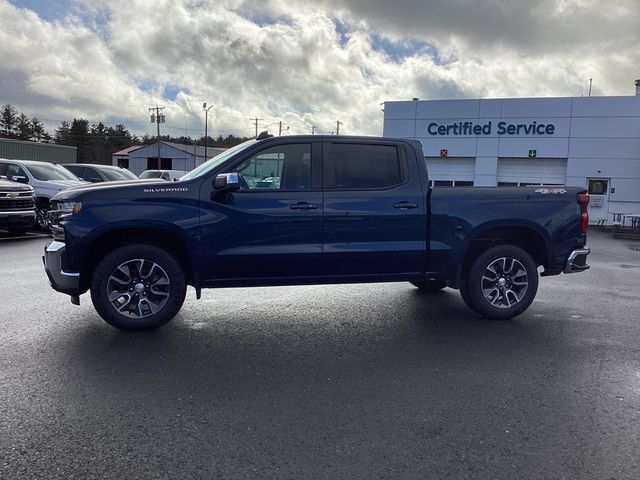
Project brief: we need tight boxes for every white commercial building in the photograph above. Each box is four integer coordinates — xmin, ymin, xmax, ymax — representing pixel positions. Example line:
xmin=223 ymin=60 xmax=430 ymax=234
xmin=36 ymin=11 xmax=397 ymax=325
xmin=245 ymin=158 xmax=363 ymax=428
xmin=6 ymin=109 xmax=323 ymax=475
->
xmin=112 ymin=141 xmax=226 ymax=176
xmin=383 ymin=88 xmax=640 ymax=224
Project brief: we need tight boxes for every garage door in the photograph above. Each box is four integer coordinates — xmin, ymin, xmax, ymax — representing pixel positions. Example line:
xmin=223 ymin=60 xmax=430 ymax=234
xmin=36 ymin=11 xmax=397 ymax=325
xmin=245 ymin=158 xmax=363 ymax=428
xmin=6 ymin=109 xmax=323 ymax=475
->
xmin=497 ymin=158 xmax=567 ymax=186
xmin=425 ymin=157 xmax=475 ymax=186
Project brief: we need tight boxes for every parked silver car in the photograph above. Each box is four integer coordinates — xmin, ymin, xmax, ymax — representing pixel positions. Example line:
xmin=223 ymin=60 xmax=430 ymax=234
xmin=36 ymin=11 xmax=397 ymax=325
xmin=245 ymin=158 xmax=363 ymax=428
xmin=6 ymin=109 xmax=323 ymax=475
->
xmin=61 ymin=163 xmax=139 ymax=183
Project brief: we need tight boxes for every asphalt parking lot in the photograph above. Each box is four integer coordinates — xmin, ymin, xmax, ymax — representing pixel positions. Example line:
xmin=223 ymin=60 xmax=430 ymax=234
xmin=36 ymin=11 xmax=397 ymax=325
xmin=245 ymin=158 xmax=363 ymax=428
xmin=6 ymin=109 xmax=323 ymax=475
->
xmin=1 ymin=230 xmax=639 ymax=479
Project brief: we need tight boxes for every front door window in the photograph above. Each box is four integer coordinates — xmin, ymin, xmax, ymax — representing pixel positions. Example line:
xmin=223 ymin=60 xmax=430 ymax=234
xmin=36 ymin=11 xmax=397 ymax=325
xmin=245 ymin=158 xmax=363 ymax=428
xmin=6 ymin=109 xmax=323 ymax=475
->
xmin=234 ymin=144 xmax=311 ymax=190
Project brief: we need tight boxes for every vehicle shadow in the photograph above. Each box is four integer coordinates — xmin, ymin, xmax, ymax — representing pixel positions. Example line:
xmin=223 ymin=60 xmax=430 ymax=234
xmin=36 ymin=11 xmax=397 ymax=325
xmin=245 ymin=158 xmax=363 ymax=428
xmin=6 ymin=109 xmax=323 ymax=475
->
xmin=53 ymin=285 xmax=568 ymax=394
xmin=0 ymin=230 xmax=50 ymax=242
xmin=39 ymin=284 xmax=583 ymax=478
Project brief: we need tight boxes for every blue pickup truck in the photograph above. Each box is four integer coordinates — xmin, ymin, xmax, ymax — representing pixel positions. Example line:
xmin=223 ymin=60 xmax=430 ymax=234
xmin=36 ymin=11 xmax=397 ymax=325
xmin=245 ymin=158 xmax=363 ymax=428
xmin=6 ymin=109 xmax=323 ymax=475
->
xmin=43 ymin=134 xmax=590 ymax=331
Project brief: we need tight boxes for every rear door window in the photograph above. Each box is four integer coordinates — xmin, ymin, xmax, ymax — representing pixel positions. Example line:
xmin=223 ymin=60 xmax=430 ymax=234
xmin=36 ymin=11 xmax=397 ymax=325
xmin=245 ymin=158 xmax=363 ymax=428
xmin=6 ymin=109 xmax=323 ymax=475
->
xmin=324 ymin=143 xmax=405 ymax=189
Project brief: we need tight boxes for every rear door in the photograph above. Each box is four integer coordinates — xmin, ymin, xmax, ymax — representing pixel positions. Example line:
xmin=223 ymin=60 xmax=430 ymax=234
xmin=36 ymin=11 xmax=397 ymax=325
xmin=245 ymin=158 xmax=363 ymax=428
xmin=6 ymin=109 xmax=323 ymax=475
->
xmin=199 ymin=140 xmax=323 ymax=283
xmin=322 ymin=140 xmax=427 ymax=278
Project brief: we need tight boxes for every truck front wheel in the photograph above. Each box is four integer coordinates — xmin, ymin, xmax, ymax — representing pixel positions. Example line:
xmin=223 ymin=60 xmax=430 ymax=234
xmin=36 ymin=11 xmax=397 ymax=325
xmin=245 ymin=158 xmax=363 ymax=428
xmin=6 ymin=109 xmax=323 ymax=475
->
xmin=90 ymin=245 xmax=187 ymax=331
xmin=466 ymin=245 xmax=538 ymax=320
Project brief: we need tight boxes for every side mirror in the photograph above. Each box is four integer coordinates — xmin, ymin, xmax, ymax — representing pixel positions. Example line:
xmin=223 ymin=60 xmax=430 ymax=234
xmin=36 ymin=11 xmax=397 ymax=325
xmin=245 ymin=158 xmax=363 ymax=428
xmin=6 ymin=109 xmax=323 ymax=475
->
xmin=11 ymin=176 xmax=28 ymax=184
xmin=214 ymin=173 xmax=241 ymax=191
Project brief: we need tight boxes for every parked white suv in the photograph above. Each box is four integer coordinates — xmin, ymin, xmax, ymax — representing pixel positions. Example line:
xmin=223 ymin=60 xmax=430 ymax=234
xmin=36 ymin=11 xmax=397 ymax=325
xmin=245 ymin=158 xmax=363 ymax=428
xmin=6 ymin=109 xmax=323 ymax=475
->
xmin=0 ymin=159 xmax=87 ymax=229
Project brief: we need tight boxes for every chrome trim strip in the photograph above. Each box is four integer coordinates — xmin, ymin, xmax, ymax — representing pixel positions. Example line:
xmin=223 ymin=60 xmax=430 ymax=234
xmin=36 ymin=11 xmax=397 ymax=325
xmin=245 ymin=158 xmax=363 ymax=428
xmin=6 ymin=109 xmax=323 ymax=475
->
xmin=0 ymin=210 xmax=36 ymax=216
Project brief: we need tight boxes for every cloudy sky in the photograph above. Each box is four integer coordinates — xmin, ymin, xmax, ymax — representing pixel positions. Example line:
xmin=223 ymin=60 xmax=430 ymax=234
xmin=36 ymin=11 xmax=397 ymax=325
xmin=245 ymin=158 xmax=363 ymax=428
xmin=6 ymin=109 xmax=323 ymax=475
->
xmin=0 ymin=0 xmax=638 ymax=139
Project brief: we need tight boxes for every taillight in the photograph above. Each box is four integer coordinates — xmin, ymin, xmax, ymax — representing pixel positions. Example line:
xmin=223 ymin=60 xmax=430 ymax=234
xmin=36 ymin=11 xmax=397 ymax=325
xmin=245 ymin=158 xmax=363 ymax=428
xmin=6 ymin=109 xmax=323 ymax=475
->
xmin=578 ymin=193 xmax=589 ymax=233
xmin=578 ymin=193 xmax=590 ymax=207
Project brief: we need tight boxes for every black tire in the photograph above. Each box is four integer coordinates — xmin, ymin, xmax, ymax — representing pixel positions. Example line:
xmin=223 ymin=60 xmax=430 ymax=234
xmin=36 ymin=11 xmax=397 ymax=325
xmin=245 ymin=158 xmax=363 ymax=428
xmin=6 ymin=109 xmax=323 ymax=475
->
xmin=90 ymin=245 xmax=186 ymax=331
xmin=466 ymin=245 xmax=538 ymax=320
xmin=410 ymin=279 xmax=447 ymax=293
xmin=35 ymin=199 xmax=51 ymax=231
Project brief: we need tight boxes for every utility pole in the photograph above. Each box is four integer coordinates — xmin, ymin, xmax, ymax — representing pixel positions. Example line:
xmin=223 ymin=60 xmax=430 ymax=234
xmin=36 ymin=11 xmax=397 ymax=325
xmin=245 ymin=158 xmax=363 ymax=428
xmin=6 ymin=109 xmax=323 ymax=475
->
xmin=252 ymin=117 xmax=263 ymax=138
xmin=149 ymin=106 xmax=165 ymax=169
xmin=311 ymin=126 xmax=315 ymax=135
xmin=203 ymin=103 xmax=213 ymax=160
xmin=278 ymin=121 xmax=289 ymax=136
xmin=336 ymin=120 xmax=342 ymax=135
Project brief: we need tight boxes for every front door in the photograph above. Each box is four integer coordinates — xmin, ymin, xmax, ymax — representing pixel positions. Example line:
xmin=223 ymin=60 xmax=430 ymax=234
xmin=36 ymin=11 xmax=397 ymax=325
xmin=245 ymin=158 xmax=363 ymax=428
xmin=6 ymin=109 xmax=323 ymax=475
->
xmin=587 ymin=178 xmax=610 ymax=224
xmin=199 ymin=141 xmax=323 ymax=284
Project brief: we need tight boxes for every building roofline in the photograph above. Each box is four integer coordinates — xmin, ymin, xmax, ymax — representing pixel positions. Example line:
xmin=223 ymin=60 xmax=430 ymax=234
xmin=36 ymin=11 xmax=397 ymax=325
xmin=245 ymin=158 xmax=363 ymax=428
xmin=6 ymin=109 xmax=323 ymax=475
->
xmin=0 ymin=137 xmax=77 ymax=150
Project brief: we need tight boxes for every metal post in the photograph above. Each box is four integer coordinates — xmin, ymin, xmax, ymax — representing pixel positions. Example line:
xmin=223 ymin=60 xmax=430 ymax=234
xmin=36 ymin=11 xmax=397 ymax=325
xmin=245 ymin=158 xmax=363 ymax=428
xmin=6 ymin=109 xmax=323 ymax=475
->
xmin=203 ymin=103 xmax=213 ymax=161
xmin=149 ymin=105 xmax=165 ymax=170
xmin=156 ymin=112 xmax=161 ymax=168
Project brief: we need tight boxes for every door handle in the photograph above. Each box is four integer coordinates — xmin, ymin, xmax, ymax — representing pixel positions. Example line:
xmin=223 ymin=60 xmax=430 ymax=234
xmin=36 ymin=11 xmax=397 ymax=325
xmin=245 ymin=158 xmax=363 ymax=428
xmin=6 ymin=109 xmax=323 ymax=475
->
xmin=289 ymin=202 xmax=318 ymax=210
xmin=393 ymin=201 xmax=418 ymax=210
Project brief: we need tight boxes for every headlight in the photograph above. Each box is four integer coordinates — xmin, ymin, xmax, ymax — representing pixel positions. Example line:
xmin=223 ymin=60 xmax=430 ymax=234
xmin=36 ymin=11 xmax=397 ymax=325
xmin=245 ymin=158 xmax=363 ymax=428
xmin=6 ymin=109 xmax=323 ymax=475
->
xmin=53 ymin=201 xmax=82 ymax=215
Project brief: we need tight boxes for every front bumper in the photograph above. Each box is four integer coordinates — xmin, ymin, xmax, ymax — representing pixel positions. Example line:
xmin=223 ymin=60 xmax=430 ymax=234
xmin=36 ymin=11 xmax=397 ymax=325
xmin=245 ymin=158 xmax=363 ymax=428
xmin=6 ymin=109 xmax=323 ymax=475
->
xmin=0 ymin=210 xmax=36 ymax=228
xmin=43 ymin=241 xmax=80 ymax=295
xmin=564 ymin=248 xmax=590 ymax=274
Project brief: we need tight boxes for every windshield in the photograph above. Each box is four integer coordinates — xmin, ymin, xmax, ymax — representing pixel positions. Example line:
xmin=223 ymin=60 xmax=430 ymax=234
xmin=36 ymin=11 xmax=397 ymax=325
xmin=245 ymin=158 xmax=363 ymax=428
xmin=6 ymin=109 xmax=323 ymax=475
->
xmin=102 ymin=168 xmax=138 ymax=181
xmin=181 ymin=140 xmax=257 ymax=180
xmin=139 ymin=171 xmax=163 ymax=179
xmin=28 ymin=163 xmax=81 ymax=181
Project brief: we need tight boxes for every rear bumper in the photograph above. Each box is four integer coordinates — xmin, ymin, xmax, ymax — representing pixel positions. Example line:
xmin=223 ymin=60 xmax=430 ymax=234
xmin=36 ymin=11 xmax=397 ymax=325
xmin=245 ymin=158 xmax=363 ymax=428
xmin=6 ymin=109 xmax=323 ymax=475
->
xmin=42 ymin=241 xmax=80 ymax=295
xmin=564 ymin=248 xmax=590 ymax=274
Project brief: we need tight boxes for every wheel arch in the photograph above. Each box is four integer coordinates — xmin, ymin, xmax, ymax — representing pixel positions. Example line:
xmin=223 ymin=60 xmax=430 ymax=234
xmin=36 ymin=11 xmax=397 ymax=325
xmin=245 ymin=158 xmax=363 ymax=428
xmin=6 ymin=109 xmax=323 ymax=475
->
xmin=79 ymin=227 xmax=196 ymax=293
xmin=459 ymin=224 xmax=549 ymax=285
xmin=35 ymin=196 xmax=52 ymax=207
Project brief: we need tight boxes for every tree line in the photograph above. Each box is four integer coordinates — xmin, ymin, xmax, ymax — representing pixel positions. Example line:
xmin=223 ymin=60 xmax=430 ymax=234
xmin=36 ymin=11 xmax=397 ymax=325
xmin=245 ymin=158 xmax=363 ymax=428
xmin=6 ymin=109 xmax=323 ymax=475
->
xmin=0 ymin=104 xmax=251 ymax=165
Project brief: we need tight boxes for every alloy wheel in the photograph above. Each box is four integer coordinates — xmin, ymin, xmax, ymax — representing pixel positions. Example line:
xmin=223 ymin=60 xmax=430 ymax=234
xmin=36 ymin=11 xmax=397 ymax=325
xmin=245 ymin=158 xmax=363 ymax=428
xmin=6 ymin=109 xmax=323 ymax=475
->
xmin=480 ymin=256 xmax=528 ymax=309
xmin=106 ymin=258 xmax=171 ymax=319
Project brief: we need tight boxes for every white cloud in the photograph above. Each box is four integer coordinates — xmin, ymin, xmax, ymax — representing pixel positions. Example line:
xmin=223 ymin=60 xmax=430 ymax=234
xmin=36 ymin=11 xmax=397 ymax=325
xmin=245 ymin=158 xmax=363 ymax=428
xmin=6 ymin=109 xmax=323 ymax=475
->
xmin=0 ymin=0 xmax=638 ymax=138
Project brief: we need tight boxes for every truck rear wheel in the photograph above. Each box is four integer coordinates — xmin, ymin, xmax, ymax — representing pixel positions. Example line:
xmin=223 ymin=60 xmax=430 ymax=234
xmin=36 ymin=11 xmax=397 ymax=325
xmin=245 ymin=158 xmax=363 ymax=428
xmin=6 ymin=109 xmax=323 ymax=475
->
xmin=466 ymin=245 xmax=538 ymax=320
xmin=90 ymin=245 xmax=186 ymax=331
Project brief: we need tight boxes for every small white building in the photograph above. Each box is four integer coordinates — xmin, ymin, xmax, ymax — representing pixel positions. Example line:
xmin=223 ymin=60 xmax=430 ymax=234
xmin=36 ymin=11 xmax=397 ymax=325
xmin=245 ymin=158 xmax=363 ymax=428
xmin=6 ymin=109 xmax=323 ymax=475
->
xmin=113 ymin=141 xmax=226 ymax=176
xmin=383 ymin=86 xmax=640 ymax=224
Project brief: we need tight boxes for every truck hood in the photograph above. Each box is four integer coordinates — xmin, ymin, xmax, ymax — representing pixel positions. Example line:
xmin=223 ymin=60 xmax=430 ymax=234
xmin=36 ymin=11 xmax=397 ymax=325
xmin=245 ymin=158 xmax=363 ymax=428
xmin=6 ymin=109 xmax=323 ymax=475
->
xmin=0 ymin=179 xmax=34 ymax=192
xmin=51 ymin=178 xmax=169 ymax=201
xmin=45 ymin=179 xmax=88 ymax=189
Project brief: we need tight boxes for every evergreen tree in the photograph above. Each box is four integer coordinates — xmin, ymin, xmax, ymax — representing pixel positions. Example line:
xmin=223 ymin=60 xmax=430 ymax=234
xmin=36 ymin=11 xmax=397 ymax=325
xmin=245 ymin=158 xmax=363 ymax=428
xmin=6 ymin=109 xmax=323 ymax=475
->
xmin=54 ymin=121 xmax=71 ymax=144
xmin=0 ymin=104 xmax=18 ymax=137
xmin=16 ymin=113 xmax=33 ymax=140
xmin=31 ymin=117 xmax=47 ymax=142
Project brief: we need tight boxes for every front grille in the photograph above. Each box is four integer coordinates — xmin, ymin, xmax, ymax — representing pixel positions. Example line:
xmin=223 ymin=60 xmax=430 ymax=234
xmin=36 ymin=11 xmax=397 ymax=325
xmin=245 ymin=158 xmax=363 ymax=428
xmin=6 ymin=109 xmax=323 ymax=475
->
xmin=0 ymin=197 xmax=35 ymax=210
xmin=0 ymin=191 xmax=33 ymax=198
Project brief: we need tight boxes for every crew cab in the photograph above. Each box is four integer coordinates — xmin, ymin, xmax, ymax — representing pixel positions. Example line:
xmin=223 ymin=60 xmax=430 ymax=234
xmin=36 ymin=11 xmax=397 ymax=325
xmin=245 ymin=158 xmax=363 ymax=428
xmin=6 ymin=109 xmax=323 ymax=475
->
xmin=43 ymin=134 xmax=590 ymax=331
